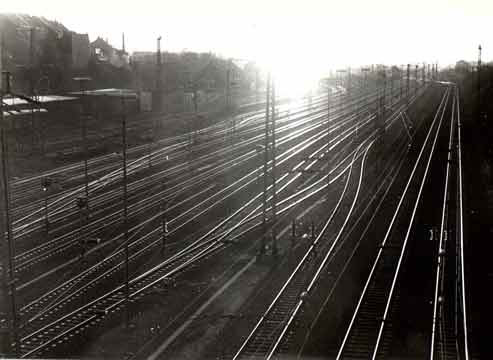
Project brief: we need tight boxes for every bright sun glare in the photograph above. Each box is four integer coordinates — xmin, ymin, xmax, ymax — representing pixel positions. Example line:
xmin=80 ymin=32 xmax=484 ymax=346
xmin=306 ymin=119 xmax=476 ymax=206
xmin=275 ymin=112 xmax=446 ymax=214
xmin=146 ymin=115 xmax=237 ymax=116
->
xmin=256 ymin=50 xmax=330 ymax=99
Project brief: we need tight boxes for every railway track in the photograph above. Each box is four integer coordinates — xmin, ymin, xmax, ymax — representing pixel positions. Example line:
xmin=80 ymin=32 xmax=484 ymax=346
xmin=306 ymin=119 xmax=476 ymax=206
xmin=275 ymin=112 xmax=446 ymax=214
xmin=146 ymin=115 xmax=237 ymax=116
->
xmin=334 ymin=84 xmax=468 ymax=359
xmin=229 ymin=83 xmax=429 ymax=360
xmin=16 ymin=123 xmax=367 ymax=357
xmin=232 ymin=141 xmax=370 ymax=360
xmin=4 ymin=77 xmax=429 ymax=357
xmin=429 ymin=86 xmax=470 ymax=360
xmin=221 ymin=84 xmax=431 ymax=359
xmin=11 ymin=85 xmax=385 ymax=284
xmin=13 ymin=93 xmax=367 ymax=285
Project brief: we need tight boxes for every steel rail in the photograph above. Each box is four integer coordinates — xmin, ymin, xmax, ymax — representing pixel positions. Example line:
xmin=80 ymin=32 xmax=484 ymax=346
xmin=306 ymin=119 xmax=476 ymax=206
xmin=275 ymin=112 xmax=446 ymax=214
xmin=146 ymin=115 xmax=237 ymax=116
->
xmin=336 ymin=85 xmax=450 ymax=359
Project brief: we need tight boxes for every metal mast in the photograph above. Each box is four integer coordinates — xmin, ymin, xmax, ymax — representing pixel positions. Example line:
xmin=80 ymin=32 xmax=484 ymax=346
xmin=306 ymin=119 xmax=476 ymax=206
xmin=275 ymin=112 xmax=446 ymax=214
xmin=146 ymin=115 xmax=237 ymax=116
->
xmin=156 ymin=36 xmax=162 ymax=112
xmin=406 ymin=64 xmax=410 ymax=102
xmin=0 ymin=70 xmax=20 ymax=356
xmin=121 ymin=93 xmax=130 ymax=328
xmin=260 ymin=72 xmax=278 ymax=257
xmin=260 ymin=73 xmax=270 ymax=256
xmin=478 ymin=44 xmax=482 ymax=122
xmin=326 ymin=82 xmax=331 ymax=197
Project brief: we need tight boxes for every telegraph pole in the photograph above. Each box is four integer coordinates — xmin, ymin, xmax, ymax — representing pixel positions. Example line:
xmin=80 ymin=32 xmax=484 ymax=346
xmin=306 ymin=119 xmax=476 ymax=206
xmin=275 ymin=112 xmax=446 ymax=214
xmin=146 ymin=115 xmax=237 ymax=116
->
xmin=0 ymin=71 xmax=20 ymax=356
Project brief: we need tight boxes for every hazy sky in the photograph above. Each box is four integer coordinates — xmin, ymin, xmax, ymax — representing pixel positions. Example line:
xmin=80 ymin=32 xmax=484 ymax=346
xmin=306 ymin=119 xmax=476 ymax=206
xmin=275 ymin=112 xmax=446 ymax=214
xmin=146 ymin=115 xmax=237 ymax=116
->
xmin=2 ymin=0 xmax=492 ymax=74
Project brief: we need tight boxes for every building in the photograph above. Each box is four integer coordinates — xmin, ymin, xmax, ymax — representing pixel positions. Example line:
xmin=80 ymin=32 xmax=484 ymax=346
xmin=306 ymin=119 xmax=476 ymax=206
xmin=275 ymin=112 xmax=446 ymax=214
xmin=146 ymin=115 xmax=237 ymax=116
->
xmin=71 ymin=33 xmax=90 ymax=69
xmin=91 ymin=37 xmax=129 ymax=69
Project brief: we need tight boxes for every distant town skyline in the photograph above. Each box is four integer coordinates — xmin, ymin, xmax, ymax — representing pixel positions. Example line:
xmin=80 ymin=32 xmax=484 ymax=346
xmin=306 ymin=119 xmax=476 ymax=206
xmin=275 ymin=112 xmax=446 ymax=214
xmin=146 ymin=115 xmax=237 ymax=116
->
xmin=1 ymin=0 xmax=492 ymax=77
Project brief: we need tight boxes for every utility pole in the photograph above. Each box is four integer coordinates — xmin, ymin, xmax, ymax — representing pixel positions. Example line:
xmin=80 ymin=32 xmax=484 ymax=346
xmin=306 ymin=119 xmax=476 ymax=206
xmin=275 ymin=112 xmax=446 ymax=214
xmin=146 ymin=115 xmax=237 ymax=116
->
xmin=121 ymin=92 xmax=130 ymax=329
xmin=0 ymin=71 xmax=20 ymax=356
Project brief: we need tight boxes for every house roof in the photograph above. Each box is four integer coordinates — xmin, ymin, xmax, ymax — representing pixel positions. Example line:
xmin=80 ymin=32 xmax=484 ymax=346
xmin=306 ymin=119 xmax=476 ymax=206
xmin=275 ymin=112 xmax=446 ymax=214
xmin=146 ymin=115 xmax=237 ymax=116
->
xmin=69 ymin=88 xmax=137 ymax=98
